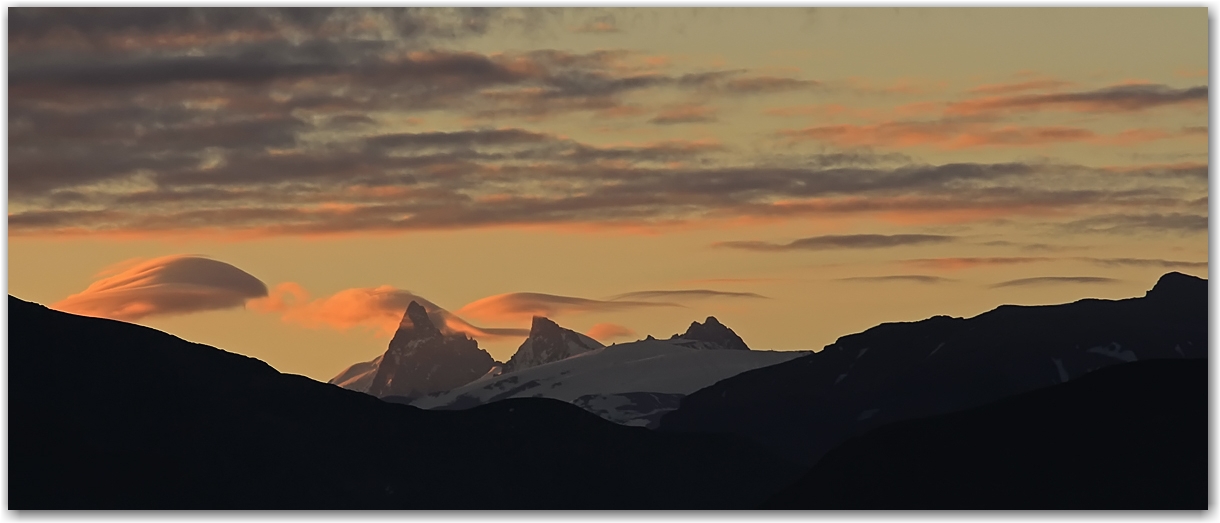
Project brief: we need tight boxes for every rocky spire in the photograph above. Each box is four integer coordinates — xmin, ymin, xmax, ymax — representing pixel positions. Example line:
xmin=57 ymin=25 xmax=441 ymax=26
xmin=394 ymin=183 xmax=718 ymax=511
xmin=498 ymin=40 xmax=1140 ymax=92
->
xmin=364 ymin=301 xmax=496 ymax=399
xmin=502 ymin=316 xmax=604 ymax=373
xmin=396 ymin=300 xmax=442 ymax=341
xmin=675 ymin=316 xmax=751 ymax=351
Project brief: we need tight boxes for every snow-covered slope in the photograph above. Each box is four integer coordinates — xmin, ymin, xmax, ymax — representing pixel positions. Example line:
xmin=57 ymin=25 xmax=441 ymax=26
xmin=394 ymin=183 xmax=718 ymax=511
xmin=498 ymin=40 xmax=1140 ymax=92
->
xmin=503 ymin=316 xmax=603 ymax=373
xmin=329 ymin=354 xmax=382 ymax=393
xmin=412 ymin=335 xmax=809 ymax=427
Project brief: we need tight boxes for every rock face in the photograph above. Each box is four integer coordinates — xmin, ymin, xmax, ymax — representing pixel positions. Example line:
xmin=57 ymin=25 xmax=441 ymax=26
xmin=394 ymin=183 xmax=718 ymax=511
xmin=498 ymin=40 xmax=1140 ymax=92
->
xmin=502 ymin=317 xmax=603 ymax=373
xmin=670 ymin=316 xmax=750 ymax=351
xmin=362 ymin=301 xmax=496 ymax=399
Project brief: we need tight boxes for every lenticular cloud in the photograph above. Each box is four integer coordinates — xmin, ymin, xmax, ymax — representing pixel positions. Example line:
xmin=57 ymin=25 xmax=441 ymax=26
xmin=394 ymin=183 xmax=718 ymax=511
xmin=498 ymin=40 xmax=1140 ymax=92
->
xmin=54 ymin=255 xmax=269 ymax=321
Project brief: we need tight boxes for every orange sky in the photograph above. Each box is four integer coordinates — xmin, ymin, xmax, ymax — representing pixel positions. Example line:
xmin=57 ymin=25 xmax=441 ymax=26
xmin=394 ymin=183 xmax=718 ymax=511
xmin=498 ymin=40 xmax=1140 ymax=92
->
xmin=8 ymin=8 xmax=1208 ymax=381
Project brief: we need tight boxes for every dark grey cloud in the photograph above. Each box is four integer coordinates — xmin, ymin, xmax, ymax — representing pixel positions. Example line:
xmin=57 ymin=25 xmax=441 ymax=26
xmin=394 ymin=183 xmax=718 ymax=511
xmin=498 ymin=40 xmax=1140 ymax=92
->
xmin=715 ymin=234 xmax=956 ymax=252
xmin=720 ymin=76 xmax=821 ymax=94
xmin=609 ymin=290 xmax=768 ymax=301
xmin=326 ymin=114 xmax=377 ymax=128
xmin=1079 ymin=257 xmax=1207 ymax=269
xmin=10 ymin=7 xmax=514 ymax=50
xmin=836 ymin=275 xmax=955 ymax=284
xmin=951 ymin=83 xmax=1207 ymax=114
xmin=989 ymin=276 xmax=1122 ymax=288
xmin=1061 ymin=213 xmax=1208 ymax=235
xmin=6 ymin=9 xmax=1206 ymax=239
xmin=364 ymin=128 xmax=552 ymax=151
xmin=10 ymin=156 xmax=1206 ymax=237
xmin=980 ymin=240 xmax=1085 ymax=253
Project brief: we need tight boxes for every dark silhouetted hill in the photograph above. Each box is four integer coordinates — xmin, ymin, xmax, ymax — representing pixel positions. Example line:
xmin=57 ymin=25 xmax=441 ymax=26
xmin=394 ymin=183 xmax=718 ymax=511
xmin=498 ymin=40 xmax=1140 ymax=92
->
xmin=764 ymin=359 xmax=1206 ymax=509
xmin=660 ymin=272 xmax=1207 ymax=466
xmin=8 ymin=296 xmax=799 ymax=509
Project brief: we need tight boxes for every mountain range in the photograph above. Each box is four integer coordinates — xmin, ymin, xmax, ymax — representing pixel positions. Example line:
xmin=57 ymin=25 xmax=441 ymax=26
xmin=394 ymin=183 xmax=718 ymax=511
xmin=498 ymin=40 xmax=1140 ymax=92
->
xmin=8 ymin=295 xmax=799 ymax=509
xmin=334 ymin=307 xmax=806 ymax=427
xmin=8 ymin=271 xmax=1207 ymax=509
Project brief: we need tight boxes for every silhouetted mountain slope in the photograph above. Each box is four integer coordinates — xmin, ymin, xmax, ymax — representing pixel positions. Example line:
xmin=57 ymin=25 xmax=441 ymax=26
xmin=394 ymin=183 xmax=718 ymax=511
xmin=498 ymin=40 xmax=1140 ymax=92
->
xmin=660 ymin=272 xmax=1207 ymax=465
xmin=765 ymin=359 xmax=1207 ymax=509
xmin=8 ymin=296 xmax=799 ymax=509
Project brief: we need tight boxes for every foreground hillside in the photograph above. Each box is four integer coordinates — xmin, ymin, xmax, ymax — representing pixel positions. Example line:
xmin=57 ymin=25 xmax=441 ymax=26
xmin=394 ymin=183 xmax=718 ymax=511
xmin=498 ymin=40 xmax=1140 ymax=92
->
xmin=8 ymin=296 xmax=799 ymax=509
xmin=766 ymin=358 xmax=1206 ymax=509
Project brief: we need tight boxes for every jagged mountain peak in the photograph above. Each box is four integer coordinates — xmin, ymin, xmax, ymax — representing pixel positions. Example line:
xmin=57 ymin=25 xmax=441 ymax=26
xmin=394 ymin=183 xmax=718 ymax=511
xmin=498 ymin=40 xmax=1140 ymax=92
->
xmin=504 ymin=316 xmax=604 ymax=373
xmin=358 ymin=301 xmax=495 ymax=399
xmin=674 ymin=316 xmax=750 ymax=351
xmin=530 ymin=315 xmax=562 ymax=335
xmin=398 ymin=300 xmax=443 ymax=340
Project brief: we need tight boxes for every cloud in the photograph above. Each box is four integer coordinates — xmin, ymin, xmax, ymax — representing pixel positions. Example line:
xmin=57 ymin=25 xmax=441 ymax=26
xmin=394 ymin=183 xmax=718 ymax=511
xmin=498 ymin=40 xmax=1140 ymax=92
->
xmin=948 ymin=83 xmax=1208 ymax=115
xmin=966 ymin=78 xmax=1074 ymax=96
xmin=571 ymin=14 xmax=620 ymax=34
xmin=8 ymin=9 xmax=1205 ymax=244
xmin=716 ymin=234 xmax=955 ymax=252
xmin=8 ymin=7 xmax=516 ymax=51
xmin=898 ymin=256 xmax=1207 ymax=272
xmin=649 ymin=103 xmax=718 ymax=125
xmin=836 ymin=275 xmax=955 ymax=284
xmin=586 ymin=323 xmax=636 ymax=342
xmin=780 ymin=120 xmax=1181 ymax=150
xmin=989 ymin=276 xmax=1121 ymax=288
xmin=1060 ymin=213 xmax=1208 ymax=235
xmin=678 ymin=277 xmax=792 ymax=285
xmin=609 ymin=289 xmax=768 ymax=300
xmin=899 ymin=257 xmax=1053 ymax=271
xmin=979 ymin=240 xmax=1085 ymax=253
xmin=250 ymin=283 xmax=528 ymax=339
xmin=720 ymin=76 xmax=820 ymax=94
xmin=456 ymin=292 xmax=680 ymax=323
xmin=11 ymin=157 xmax=1202 ymax=238
xmin=53 ymin=255 xmax=268 ymax=321
xmin=1078 ymin=257 xmax=1208 ymax=269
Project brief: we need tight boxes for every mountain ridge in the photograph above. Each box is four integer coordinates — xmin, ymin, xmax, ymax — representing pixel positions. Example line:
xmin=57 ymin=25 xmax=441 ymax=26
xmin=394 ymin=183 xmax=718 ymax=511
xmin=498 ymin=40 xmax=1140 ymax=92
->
xmin=659 ymin=272 xmax=1207 ymax=465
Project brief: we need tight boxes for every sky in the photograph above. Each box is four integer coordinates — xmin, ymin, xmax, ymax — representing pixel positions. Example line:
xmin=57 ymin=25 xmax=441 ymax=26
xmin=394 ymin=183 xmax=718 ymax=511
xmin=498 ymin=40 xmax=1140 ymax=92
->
xmin=7 ymin=7 xmax=1209 ymax=382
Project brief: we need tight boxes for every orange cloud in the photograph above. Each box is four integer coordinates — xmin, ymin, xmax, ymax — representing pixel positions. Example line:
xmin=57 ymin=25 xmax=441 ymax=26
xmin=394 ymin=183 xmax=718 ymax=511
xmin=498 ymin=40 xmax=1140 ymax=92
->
xmin=650 ymin=103 xmax=718 ymax=125
xmin=250 ymin=283 xmax=528 ymax=339
xmin=586 ymin=323 xmax=637 ymax=342
xmin=765 ymin=102 xmax=938 ymax=121
xmin=53 ymin=255 xmax=268 ymax=321
xmin=457 ymin=292 xmax=680 ymax=324
xmin=966 ymin=79 xmax=1074 ymax=96
xmin=845 ymin=77 xmax=947 ymax=96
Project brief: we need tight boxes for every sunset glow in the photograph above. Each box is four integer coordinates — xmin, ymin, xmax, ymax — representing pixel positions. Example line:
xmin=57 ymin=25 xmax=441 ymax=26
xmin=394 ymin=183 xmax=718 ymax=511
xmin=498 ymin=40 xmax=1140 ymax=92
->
xmin=9 ymin=7 xmax=1207 ymax=381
